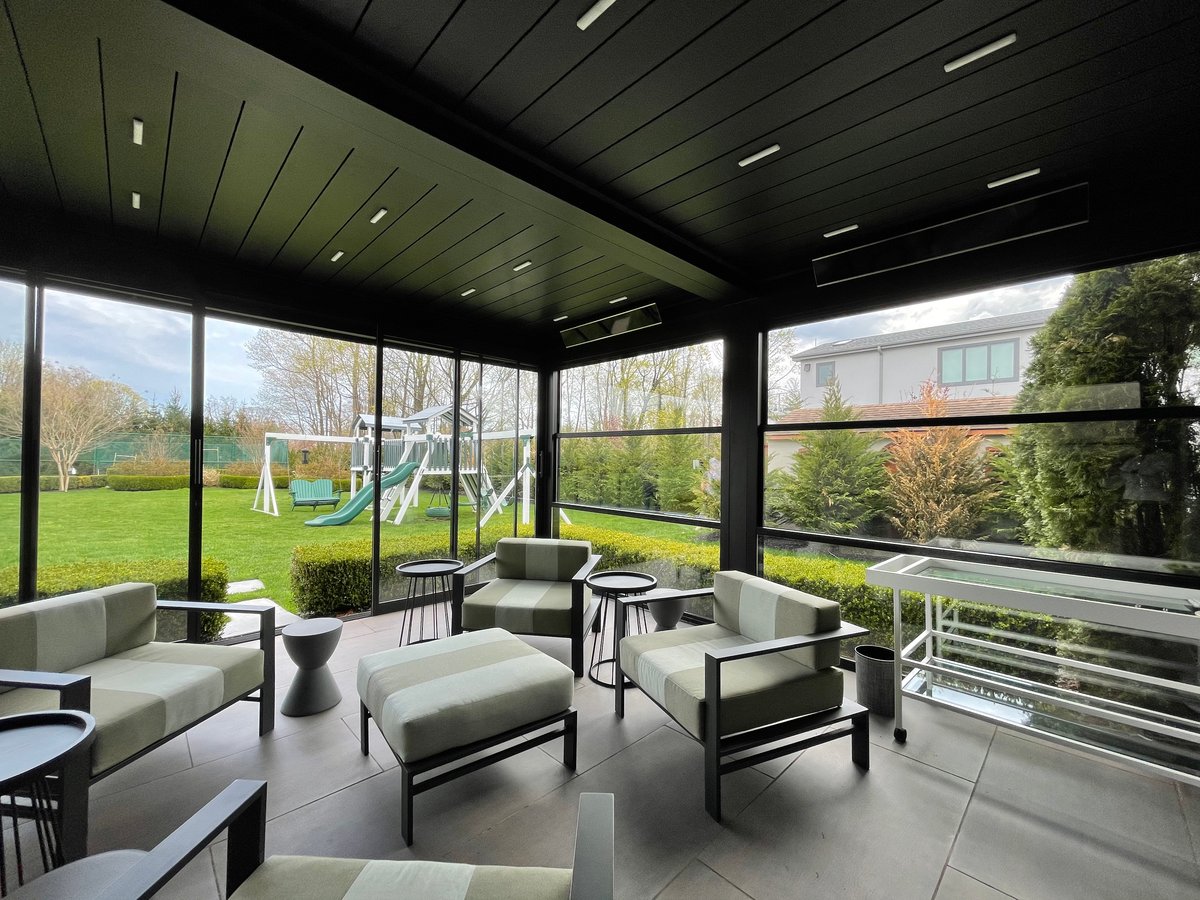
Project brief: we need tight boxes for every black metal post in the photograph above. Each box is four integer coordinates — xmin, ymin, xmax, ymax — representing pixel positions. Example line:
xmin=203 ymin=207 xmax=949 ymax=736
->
xmin=18 ymin=279 xmax=43 ymax=602
xmin=370 ymin=331 xmax=383 ymax=615
xmin=720 ymin=325 xmax=761 ymax=574
xmin=187 ymin=307 xmax=204 ymax=633
xmin=535 ymin=365 xmax=558 ymax=538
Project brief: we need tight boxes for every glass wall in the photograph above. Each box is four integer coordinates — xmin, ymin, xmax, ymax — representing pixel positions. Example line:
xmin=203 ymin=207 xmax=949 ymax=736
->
xmin=556 ymin=340 xmax=722 ymax=599
xmin=203 ymin=317 xmax=376 ymax=624
xmin=36 ymin=287 xmax=193 ymax=600
xmin=763 ymin=251 xmax=1200 ymax=654
xmin=0 ymin=279 xmax=25 ymax=606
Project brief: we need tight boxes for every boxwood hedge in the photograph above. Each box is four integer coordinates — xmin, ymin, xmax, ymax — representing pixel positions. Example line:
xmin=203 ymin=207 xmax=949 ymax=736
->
xmin=0 ymin=557 xmax=230 ymax=642
xmin=219 ymin=474 xmax=288 ymax=489
xmin=107 ymin=475 xmax=190 ymax=491
xmin=0 ymin=475 xmax=107 ymax=493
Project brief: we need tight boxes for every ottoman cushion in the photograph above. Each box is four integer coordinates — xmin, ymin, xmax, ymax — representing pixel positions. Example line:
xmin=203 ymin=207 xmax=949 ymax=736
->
xmin=357 ymin=628 xmax=573 ymax=762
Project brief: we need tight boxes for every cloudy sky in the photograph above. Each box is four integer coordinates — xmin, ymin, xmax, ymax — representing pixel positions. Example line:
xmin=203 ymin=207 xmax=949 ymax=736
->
xmin=2 ymin=272 xmax=1074 ymax=410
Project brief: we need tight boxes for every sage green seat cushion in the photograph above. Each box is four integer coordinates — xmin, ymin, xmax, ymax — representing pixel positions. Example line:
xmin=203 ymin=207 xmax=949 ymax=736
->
xmin=357 ymin=628 xmax=573 ymax=763
xmin=0 ymin=641 xmax=264 ymax=775
xmin=620 ymin=623 xmax=844 ymax=740
xmin=460 ymin=578 xmax=574 ymax=636
xmin=230 ymin=856 xmax=571 ymax=900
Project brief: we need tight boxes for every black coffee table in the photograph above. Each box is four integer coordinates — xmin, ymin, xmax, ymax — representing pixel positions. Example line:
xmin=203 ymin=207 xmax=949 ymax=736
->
xmin=585 ymin=570 xmax=658 ymax=689
xmin=0 ymin=710 xmax=96 ymax=892
xmin=395 ymin=558 xmax=463 ymax=645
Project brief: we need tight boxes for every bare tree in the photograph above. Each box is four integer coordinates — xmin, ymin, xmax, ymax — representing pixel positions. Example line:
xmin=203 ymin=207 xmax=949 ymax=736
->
xmin=38 ymin=365 xmax=141 ymax=490
xmin=0 ymin=340 xmax=23 ymax=437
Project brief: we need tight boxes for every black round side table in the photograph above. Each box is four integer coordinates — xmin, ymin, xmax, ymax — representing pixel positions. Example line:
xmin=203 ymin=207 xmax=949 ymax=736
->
xmin=0 ymin=710 xmax=96 ymax=894
xmin=395 ymin=558 xmax=463 ymax=645
xmin=585 ymin=570 xmax=658 ymax=689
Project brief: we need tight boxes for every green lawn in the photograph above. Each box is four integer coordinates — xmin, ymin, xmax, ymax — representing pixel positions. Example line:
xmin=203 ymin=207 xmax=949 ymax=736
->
xmin=0 ymin=487 xmax=703 ymax=611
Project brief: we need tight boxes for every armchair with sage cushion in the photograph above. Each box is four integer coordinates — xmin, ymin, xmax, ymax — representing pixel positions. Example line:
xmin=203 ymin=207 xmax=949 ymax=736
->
xmin=451 ymin=538 xmax=601 ymax=677
xmin=8 ymin=780 xmax=616 ymax=900
xmin=614 ymin=570 xmax=869 ymax=821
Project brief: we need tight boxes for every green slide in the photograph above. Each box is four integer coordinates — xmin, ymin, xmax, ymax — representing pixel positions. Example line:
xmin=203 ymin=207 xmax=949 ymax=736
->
xmin=304 ymin=461 xmax=420 ymax=526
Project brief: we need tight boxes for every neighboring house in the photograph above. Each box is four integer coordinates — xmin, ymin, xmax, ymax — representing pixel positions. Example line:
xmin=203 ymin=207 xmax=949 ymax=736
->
xmin=792 ymin=308 xmax=1055 ymax=408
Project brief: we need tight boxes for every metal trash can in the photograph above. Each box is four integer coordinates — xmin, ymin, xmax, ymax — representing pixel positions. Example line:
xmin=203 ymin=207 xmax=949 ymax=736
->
xmin=854 ymin=645 xmax=895 ymax=717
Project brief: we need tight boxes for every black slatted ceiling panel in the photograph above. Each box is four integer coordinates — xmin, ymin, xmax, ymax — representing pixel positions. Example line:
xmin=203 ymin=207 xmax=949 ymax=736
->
xmin=413 ymin=224 xmax=556 ymax=298
xmin=157 ymin=75 xmax=243 ymax=243
xmin=446 ymin=242 xmax=597 ymax=313
xmin=355 ymin=0 xmax=462 ymax=73
xmin=469 ymin=254 xmax=624 ymax=317
xmin=8 ymin=1 xmax=109 ymax=221
xmin=371 ymin=211 xmax=511 ymax=295
xmin=357 ymin=201 xmax=504 ymax=291
xmin=0 ymin=6 xmax=57 ymax=205
xmin=288 ymin=0 xmax=368 ymax=33
xmin=102 ymin=52 xmax=175 ymax=235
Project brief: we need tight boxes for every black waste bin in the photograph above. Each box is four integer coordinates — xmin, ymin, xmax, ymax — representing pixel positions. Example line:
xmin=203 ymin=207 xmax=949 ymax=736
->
xmin=854 ymin=645 xmax=895 ymax=717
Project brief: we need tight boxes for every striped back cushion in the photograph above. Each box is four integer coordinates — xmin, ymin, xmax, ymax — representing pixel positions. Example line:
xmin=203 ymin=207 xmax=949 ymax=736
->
xmin=0 ymin=582 xmax=157 ymax=674
xmin=712 ymin=571 xmax=841 ymax=669
xmin=494 ymin=538 xmax=591 ymax=582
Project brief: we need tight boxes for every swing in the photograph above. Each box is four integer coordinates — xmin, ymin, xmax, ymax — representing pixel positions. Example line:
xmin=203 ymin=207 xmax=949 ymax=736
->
xmin=426 ymin=483 xmax=451 ymax=518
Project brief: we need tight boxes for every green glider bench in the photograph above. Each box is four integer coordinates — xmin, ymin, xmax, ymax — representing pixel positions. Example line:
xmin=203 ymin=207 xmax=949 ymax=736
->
xmin=288 ymin=478 xmax=343 ymax=510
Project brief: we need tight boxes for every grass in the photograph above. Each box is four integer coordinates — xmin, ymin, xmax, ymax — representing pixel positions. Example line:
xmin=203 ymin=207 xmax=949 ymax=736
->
xmin=0 ymin=486 xmax=704 ymax=611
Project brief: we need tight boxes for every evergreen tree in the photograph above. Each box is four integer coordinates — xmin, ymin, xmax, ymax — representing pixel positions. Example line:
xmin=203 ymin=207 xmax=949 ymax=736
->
xmin=775 ymin=379 xmax=887 ymax=534
xmin=1009 ymin=253 xmax=1200 ymax=558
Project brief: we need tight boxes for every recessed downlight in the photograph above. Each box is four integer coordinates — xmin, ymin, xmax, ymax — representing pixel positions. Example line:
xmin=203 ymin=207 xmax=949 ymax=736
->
xmin=577 ymin=0 xmax=617 ymax=31
xmin=513 ymin=260 xmax=533 ymax=272
xmin=554 ymin=315 xmax=569 ymax=322
xmin=369 ymin=208 xmax=388 ymax=224
xmin=460 ymin=288 xmax=476 ymax=297
xmin=737 ymin=144 xmax=780 ymax=167
xmin=130 ymin=191 xmax=141 ymax=210
xmin=330 ymin=250 xmax=344 ymax=262
xmin=609 ymin=296 xmax=629 ymax=304
xmin=131 ymin=118 xmax=144 ymax=145
xmin=944 ymin=33 xmax=1017 ymax=73
xmin=987 ymin=167 xmax=1041 ymax=189
xmin=823 ymin=224 xmax=858 ymax=238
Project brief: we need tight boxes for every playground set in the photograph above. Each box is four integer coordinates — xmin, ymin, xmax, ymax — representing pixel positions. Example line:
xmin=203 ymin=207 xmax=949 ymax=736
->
xmin=251 ymin=404 xmax=535 ymax=528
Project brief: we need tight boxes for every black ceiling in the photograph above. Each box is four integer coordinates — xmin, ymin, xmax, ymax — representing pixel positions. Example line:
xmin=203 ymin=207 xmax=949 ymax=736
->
xmin=1 ymin=0 xmax=1198 ymax=357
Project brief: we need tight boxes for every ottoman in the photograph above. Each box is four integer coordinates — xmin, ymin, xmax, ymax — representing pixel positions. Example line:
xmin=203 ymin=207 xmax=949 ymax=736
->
xmin=357 ymin=628 xmax=576 ymax=845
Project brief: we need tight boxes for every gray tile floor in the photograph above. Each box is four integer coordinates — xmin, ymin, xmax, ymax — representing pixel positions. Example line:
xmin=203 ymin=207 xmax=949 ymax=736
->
xmin=63 ymin=610 xmax=1200 ymax=898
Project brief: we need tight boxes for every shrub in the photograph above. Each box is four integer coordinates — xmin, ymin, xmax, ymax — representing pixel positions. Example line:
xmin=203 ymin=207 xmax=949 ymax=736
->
xmin=108 ymin=474 xmax=190 ymax=491
xmin=219 ymin=473 xmax=288 ymax=489
xmin=108 ymin=458 xmax=190 ymax=476
xmin=0 ymin=475 xmax=107 ymax=493
xmin=0 ymin=557 xmax=230 ymax=641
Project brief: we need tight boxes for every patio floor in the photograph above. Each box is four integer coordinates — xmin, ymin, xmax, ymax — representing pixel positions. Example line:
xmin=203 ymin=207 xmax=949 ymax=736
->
xmin=69 ymin=609 xmax=1200 ymax=899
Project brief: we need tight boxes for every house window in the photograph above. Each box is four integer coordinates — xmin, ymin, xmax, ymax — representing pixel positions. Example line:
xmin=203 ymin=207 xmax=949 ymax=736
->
xmin=815 ymin=361 xmax=835 ymax=387
xmin=939 ymin=340 xmax=1017 ymax=385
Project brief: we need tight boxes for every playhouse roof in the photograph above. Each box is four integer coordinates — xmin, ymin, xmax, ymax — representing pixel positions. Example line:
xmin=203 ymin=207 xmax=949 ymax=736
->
xmin=353 ymin=405 xmax=479 ymax=433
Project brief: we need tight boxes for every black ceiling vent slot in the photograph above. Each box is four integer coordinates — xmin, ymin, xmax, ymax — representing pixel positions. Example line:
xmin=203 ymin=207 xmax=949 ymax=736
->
xmin=561 ymin=303 xmax=662 ymax=348
xmin=812 ymin=183 xmax=1089 ymax=287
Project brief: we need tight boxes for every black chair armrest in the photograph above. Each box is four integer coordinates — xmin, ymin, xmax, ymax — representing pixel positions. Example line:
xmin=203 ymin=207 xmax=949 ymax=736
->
xmin=573 ymin=553 xmax=603 ymax=584
xmin=705 ymin=623 xmax=868 ymax=664
xmin=616 ymin=587 xmax=714 ymax=607
xmin=0 ymin=668 xmax=91 ymax=712
xmin=455 ymin=552 xmax=498 ymax=581
xmin=570 ymin=792 xmax=615 ymax=900
xmin=94 ymin=779 xmax=267 ymax=900
xmin=156 ymin=600 xmax=271 ymax=616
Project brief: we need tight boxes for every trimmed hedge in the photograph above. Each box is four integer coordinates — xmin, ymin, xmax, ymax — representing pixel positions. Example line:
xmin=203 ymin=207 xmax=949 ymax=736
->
xmin=0 ymin=557 xmax=230 ymax=642
xmin=0 ymin=475 xmax=107 ymax=493
xmin=219 ymin=474 xmax=288 ymax=489
xmin=107 ymin=474 xmax=190 ymax=491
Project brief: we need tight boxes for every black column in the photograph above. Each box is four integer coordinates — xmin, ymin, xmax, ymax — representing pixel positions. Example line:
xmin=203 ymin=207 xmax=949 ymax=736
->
xmin=187 ymin=306 xmax=205 ymax=627
xmin=720 ymin=324 xmax=762 ymax=574
xmin=534 ymin=365 xmax=558 ymax=538
xmin=17 ymin=279 xmax=43 ymax=602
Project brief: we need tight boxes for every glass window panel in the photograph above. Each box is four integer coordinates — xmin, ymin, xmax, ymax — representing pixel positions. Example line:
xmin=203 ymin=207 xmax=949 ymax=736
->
xmin=0 ymin=279 xmax=25 ymax=606
xmin=204 ymin=318 xmax=376 ymax=625
xmin=940 ymin=348 xmax=963 ymax=384
xmin=990 ymin=340 xmax=1015 ymax=380
xmin=560 ymin=341 xmax=722 ymax=431
xmin=816 ymin=361 xmax=835 ymax=387
xmin=963 ymin=345 xmax=988 ymax=381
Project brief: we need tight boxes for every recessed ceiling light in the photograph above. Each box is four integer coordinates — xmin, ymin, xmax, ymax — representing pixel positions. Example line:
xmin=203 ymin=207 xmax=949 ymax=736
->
xmin=370 ymin=208 xmax=388 ymax=224
xmin=130 ymin=191 xmax=141 ymax=209
xmin=460 ymin=288 xmax=476 ymax=297
xmin=330 ymin=250 xmax=344 ymax=262
xmin=513 ymin=260 xmax=533 ymax=272
xmin=987 ymin=167 xmax=1041 ymax=189
xmin=737 ymin=144 xmax=780 ymax=167
xmin=823 ymin=224 xmax=858 ymax=238
xmin=577 ymin=0 xmax=617 ymax=31
xmin=944 ymin=33 xmax=1017 ymax=73
xmin=609 ymin=296 xmax=629 ymax=304
xmin=131 ymin=118 xmax=144 ymax=145
xmin=554 ymin=315 xmax=569 ymax=322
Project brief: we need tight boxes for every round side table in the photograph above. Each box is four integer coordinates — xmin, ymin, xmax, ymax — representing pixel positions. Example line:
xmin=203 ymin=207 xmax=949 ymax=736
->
xmin=585 ymin=570 xmax=658 ymax=689
xmin=395 ymin=558 xmax=463 ymax=645
xmin=0 ymin=710 xmax=96 ymax=893
xmin=280 ymin=618 xmax=343 ymax=717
